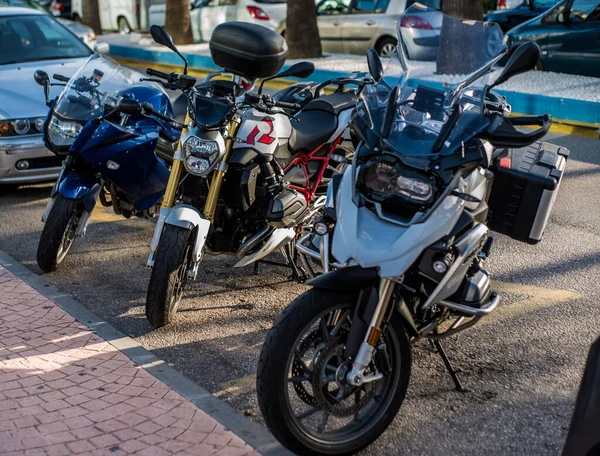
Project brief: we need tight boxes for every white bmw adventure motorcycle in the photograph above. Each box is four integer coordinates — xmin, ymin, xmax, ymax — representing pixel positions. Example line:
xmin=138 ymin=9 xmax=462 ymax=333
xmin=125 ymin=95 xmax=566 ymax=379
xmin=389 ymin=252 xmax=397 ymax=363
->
xmin=256 ymin=8 xmax=569 ymax=455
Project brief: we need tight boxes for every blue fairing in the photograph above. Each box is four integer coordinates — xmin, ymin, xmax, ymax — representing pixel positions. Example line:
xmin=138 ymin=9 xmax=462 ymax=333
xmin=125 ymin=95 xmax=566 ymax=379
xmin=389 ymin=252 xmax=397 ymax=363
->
xmin=66 ymin=85 xmax=174 ymax=210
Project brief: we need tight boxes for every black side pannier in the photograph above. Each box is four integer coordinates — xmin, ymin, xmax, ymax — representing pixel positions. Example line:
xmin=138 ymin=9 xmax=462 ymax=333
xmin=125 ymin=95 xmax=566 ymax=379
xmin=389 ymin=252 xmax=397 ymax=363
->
xmin=487 ymin=141 xmax=569 ymax=244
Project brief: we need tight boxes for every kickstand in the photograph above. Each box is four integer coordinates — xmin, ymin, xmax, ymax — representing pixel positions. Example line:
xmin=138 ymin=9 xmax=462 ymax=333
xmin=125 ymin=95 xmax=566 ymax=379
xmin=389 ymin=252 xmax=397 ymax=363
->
xmin=282 ymin=244 xmax=305 ymax=282
xmin=253 ymin=262 xmax=259 ymax=275
xmin=430 ymin=339 xmax=469 ymax=393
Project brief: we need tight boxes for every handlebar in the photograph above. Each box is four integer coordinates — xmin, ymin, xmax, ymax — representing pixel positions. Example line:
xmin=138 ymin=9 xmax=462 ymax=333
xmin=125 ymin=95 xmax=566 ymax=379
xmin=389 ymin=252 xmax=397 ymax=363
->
xmin=146 ymin=68 xmax=171 ymax=80
xmin=243 ymin=93 xmax=301 ymax=113
xmin=145 ymin=68 xmax=197 ymax=90
xmin=53 ymin=74 xmax=70 ymax=83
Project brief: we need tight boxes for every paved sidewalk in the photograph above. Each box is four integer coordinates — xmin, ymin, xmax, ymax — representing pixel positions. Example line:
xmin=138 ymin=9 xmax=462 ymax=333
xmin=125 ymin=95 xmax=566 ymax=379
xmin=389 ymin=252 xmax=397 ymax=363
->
xmin=0 ymin=265 xmax=261 ymax=456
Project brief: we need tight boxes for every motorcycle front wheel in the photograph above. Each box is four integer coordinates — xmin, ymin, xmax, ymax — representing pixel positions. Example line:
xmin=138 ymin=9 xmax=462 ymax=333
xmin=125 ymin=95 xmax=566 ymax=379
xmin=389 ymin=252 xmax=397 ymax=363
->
xmin=257 ymin=288 xmax=412 ymax=455
xmin=145 ymin=224 xmax=193 ymax=328
xmin=36 ymin=195 xmax=82 ymax=273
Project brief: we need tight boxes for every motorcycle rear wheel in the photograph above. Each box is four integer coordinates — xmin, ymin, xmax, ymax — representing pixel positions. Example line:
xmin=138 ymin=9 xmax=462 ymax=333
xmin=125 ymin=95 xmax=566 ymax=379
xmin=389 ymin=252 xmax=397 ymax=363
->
xmin=257 ymin=288 xmax=412 ymax=455
xmin=145 ymin=224 xmax=193 ymax=328
xmin=36 ymin=196 xmax=81 ymax=273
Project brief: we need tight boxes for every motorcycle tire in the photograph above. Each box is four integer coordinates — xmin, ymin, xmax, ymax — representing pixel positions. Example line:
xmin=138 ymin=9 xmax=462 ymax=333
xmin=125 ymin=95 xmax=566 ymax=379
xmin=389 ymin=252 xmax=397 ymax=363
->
xmin=257 ymin=287 xmax=412 ymax=456
xmin=36 ymin=196 xmax=81 ymax=273
xmin=145 ymin=224 xmax=193 ymax=328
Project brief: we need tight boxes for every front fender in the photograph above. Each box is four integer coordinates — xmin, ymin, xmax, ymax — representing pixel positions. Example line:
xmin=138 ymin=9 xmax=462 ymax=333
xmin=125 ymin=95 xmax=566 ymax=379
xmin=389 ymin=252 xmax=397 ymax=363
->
xmin=57 ymin=169 xmax=100 ymax=212
xmin=307 ymin=267 xmax=417 ymax=336
xmin=164 ymin=205 xmax=211 ymax=264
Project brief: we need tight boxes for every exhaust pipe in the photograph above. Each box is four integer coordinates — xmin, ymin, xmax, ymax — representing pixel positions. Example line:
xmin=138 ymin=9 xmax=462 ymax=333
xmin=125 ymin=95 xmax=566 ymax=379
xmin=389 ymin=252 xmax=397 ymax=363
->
xmin=236 ymin=225 xmax=273 ymax=260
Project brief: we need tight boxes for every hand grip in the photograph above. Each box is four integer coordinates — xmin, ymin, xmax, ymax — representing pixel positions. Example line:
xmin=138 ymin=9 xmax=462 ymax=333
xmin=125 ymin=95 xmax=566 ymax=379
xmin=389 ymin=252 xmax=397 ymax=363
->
xmin=275 ymin=100 xmax=301 ymax=111
xmin=146 ymin=68 xmax=171 ymax=80
xmin=53 ymin=74 xmax=70 ymax=83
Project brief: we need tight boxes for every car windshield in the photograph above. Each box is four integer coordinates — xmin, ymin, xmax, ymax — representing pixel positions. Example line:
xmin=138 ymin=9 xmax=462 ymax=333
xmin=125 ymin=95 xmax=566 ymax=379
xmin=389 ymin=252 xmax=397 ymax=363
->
xmin=0 ymin=13 xmax=90 ymax=65
xmin=0 ymin=0 xmax=45 ymax=11
xmin=53 ymin=54 xmax=161 ymax=122
xmin=357 ymin=5 xmax=506 ymax=157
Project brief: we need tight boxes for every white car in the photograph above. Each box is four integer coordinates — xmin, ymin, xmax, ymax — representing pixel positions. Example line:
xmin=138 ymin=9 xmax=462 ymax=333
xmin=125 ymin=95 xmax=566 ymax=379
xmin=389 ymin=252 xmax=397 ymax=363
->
xmin=148 ymin=0 xmax=286 ymax=42
xmin=0 ymin=7 xmax=107 ymax=185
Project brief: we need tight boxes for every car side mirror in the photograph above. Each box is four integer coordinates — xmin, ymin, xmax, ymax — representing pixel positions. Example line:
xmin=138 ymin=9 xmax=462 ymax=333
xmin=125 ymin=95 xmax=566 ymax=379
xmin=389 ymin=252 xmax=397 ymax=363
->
xmin=367 ymin=48 xmax=383 ymax=82
xmin=94 ymin=42 xmax=110 ymax=55
xmin=34 ymin=70 xmax=51 ymax=106
xmin=150 ymin=25 xmax=189 ymax=74
xmin=489 ymin=41 xmax=540 ymax=88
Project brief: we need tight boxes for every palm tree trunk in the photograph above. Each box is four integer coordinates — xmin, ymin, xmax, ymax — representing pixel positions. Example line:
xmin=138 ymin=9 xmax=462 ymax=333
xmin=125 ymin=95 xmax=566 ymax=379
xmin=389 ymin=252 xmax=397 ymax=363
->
xmin=82 ymin=0 xmax=102 ymax=36
xmin=442 ymin=0 xmax=484 ymax=20
xmin=286 ymin=0 xmax=322 ymax=59
xmin=165 ymin=0 xmax=194 ymax=45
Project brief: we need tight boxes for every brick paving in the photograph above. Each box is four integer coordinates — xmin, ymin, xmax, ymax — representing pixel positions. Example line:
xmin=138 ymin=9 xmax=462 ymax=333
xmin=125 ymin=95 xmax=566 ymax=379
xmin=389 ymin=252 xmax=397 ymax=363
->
xmin=0 ymin=266 xmax=261 ymax=456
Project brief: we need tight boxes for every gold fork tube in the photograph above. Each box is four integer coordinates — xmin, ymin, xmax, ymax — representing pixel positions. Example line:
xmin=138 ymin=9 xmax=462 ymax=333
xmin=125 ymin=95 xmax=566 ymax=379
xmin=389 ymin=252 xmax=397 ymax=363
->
xmin=161 ymin=113 xmax=192 ymax=209
xmin=203 ymin=117 xmax=241 ymax=223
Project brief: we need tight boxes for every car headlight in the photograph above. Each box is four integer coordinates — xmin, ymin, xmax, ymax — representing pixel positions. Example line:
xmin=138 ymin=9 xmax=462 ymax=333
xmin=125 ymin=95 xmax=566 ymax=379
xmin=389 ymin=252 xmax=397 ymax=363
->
xmin=48 ymin=116 xmax=83 ymax=147
xmin=362 ymin=159 xmax=434 ymax=203
xmin=0 ymin=117 xmax=47 ymax=138
xmin=183 ymin=135 xmax=223 ymax=176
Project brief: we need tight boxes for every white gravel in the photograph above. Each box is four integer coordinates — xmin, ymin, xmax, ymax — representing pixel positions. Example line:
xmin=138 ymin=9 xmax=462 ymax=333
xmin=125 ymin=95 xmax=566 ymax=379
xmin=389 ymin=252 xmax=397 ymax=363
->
xmin=101 ymin=32 xmax=600 ymax=102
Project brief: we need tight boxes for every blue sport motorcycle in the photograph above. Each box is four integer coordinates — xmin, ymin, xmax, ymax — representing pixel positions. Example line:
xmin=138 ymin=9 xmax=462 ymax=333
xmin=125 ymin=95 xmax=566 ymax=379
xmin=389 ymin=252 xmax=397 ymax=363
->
xmin=33 ymin=54 xmax=186 ymax=272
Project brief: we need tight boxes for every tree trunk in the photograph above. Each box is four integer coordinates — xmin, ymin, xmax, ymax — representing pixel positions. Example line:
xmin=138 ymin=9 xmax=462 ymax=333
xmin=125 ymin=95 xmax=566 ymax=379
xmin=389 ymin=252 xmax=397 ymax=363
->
xmin=286 ymin=0 xmax=322 ymax=59
xmin=165 ymin=0 xmax=193 ymax=45
xmin=82 ymin=0 xmax=102 ymax=36
xmin=442 ymin=0 xmax=484 ymax=20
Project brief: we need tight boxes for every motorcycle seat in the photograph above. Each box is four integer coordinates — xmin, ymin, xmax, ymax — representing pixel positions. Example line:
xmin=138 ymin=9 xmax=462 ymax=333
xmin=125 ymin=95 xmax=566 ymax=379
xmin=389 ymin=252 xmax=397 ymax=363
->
xmin=288 ymin=92 xmax=357 ymax=153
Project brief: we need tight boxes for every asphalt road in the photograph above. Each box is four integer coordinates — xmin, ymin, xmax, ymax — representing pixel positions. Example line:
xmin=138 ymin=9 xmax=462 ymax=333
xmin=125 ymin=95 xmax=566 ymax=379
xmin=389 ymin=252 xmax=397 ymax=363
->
xmin=1 ymin=131 xmax=599 ymax=455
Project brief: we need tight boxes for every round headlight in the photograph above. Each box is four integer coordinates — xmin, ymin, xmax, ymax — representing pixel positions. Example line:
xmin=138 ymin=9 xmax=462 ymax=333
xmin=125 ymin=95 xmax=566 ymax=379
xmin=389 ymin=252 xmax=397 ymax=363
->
xmin=13 ymin=119 xmax=31 ymax=135
xmin=186 ymin=156 xmax=211 ymax=174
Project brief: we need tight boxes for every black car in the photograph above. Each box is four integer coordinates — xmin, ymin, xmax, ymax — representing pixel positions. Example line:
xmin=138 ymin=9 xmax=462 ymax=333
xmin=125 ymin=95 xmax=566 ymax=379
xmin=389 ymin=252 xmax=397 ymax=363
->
xmin=485 ymin=0 xmax=559 ymax=31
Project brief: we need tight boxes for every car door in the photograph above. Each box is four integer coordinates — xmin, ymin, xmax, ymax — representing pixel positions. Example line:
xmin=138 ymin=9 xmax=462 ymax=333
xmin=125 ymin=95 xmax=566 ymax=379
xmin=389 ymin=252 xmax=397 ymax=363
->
xmin=316 ymin=0 xmax=350 ymax=53
xmin=543 ymin=0 xmax=600 ymax=76
xmin=341 ymin=0 xmax=386 ymax=55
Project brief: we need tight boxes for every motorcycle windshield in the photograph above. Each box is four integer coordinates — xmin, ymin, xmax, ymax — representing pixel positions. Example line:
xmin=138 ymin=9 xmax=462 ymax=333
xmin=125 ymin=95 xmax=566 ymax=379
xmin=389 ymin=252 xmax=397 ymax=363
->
xmin=52 ymin=54 xmax=160 ymax=123
xmin=357 ymin=5 xmax=506 ymax=158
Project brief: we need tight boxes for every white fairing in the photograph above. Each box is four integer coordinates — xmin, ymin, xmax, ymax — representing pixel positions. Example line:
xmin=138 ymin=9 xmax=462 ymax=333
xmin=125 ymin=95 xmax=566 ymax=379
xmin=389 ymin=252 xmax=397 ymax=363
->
xmin=233 ymin=110 xmax=292 ymax=156
xmin=331 ymin=167 xmax=464 ymax=279
xmin=326 ymin=108 xmax=354 ymax=144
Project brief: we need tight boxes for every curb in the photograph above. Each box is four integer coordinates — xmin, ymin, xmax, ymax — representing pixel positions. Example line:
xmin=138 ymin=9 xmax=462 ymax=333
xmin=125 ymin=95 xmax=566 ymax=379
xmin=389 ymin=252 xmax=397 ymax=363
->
xmin=111 ymin=50 xmax=600 ymax=139
xmin=0 ymin=249 xmax=292 ymax=456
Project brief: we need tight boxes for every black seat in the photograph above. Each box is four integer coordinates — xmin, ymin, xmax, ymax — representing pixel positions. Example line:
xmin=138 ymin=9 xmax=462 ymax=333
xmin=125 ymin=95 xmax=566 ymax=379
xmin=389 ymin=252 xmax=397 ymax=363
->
xmin=303 ymin=91 xmax=358 ymax=116
xmin=288 ymin=91 xmax=358 ymax=153
xmin=289 ymin=109 xmax=337 ymax=153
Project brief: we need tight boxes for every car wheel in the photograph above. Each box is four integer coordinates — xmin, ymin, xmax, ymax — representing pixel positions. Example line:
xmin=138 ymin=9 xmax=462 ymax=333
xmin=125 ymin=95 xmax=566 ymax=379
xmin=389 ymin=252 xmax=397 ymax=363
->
xmin=376 ymin=37 xmax=397 ymax=59
xmin=118 ymin=17 xmax=131 ymax=34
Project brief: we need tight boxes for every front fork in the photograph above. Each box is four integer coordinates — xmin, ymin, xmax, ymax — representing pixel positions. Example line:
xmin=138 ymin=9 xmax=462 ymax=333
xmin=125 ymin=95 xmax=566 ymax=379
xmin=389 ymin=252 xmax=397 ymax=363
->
xmin=147 ymin=114 xmax=241 ymax=267
xmin=345 ymin=278 xmax=395 ymax=386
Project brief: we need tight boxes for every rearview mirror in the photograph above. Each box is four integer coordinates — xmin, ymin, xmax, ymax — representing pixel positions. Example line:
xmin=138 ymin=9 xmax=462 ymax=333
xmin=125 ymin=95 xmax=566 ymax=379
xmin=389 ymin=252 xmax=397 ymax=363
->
xmin=150 ymin=25 xmax=189 ymax=74
xmin=118 ymin=98 xmax=142 ymax=115
xmin=489 ymin=41 xmax=540 ymax=89
xmin=94 ymin=42 xmax=110 ymax=55
xmin=34 ymin=70 xmax=51 ymax=106
xmin=150 ymin=25 xmax=176 ymax=50
xmin=279 ymin=61 xmax=315 ymax=79
xmin=34 ymin=70 xmax=50 ymax=87
xmin=367 ymin=48 xmax=383 ymax=82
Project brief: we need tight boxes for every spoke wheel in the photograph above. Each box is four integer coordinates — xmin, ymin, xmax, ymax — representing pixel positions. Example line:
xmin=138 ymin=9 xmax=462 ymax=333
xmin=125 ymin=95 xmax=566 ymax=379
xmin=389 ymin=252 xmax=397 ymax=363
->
xmin=377 ymin=38 xmax=397 ymax=59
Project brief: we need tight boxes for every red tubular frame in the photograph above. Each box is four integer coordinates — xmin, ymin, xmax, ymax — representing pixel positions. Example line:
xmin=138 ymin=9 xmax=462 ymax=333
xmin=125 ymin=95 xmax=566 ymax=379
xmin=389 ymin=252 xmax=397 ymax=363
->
xmin=283 ymin=134 xmax=343 ymax=205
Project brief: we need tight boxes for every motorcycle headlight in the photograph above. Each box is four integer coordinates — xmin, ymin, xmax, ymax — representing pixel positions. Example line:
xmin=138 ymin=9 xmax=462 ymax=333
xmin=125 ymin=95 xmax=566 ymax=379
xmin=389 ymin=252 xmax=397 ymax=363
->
xmin=362 ymin=160 xmax=434 ymax=203
xmin=183 ymin=135 xmax=223 ymax=176
xmin=48 ymin=116 xmax=83 ymax=147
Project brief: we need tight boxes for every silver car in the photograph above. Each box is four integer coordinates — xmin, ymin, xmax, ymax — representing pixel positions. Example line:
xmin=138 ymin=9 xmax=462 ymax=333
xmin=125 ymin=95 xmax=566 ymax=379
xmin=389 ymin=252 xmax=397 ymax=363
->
xmin=0 ymin=7 xmax=104 ymax=185
xmin=311 ymin=0 xmax=441 ymax=57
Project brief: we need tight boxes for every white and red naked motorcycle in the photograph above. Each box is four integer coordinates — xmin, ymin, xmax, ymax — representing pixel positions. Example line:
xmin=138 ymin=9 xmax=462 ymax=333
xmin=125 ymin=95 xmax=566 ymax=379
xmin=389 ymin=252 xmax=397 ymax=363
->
xmin=142 ymin=22 xmax=369 ymax=328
